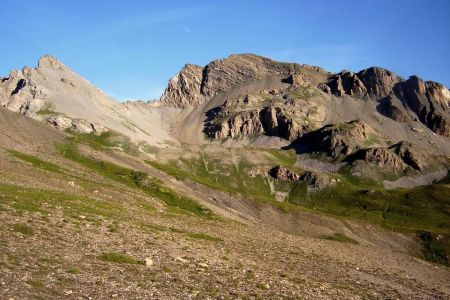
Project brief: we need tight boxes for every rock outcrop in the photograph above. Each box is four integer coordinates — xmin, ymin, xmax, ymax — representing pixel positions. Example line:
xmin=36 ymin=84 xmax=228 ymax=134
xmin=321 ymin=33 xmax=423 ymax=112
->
xmin=352 ymin=147 xmax=406 ymax=172
xmin=269 ymin=166 xmax=300 ymax=181
xmin=204 ymin=105 xmax=303 ymax=141
xmin=46 ymin=115 xmax=108 ymax=135
xmin=382 ymin=94 xmax=411 ymax=123
xmin=327 ymin=71 xmax=367 ymax=97
xmin=269 ymin=166 xmax=331 ymax=189
xmin=389 ymin=141 xmax=427 ymax=171
xmin=394 ymin=76 xmax=450 ymax=137
xmin=356 ymin=67 xmax=402 ymax=96
xmin=323 ymin=67 xmax=401 ymax=98
xmin=299 ymin=171 xmax=332 ymax=189
xmin=299 ymin=120 xmax=383 ymax=158
xmin=316 ymin=66 xmax=449 ymax=137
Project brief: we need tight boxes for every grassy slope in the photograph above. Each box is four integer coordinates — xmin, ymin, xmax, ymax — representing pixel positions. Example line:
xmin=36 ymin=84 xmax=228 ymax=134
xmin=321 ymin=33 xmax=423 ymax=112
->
xmin=56 ymin=142 xmax=214 ymax=219
xmin=146 ymin=147 xmax=450 ymax=265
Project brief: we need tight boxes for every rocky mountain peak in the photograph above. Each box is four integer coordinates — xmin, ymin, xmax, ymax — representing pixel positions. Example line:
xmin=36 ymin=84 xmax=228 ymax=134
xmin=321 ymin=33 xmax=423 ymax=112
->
xmin=159 ymin=64 xmax=204 ymax=109
xmin=37 ymin=55 xmax=66 ymax=70
xmin=356 ymin=67 xmax=402 ymax=96
xmin=160 ymin=54 xmax=327 ymax=109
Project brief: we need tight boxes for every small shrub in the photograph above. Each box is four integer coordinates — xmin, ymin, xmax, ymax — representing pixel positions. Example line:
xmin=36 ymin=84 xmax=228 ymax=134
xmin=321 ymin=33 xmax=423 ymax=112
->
xmin=418 ymin=231 xmax=449 ymax=266
xmin=27 ymin=279 xmax=45 ymax=288
xmin=66 ymin=267 xmax=80 ymax=274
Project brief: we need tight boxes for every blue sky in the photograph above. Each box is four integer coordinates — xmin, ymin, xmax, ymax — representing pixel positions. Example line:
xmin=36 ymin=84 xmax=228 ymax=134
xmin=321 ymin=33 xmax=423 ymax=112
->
xmin=1 ymin=0 xmax=449 ymax=100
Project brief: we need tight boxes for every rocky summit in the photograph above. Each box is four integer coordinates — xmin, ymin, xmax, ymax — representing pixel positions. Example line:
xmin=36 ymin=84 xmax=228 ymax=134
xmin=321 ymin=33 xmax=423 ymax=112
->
xmin=1 ymin=53 xmax=450 ymax=299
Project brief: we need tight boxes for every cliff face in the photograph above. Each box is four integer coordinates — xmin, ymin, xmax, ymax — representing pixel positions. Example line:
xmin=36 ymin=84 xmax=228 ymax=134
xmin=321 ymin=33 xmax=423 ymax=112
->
xmin=320 ymin=68 xmax=450 ymax=137
xmin=394 ymin=76 xmax=450 ymax=137
xmin=159 ymin=64 xmax=204 ymax=109
xmin=160 ymin=54 xmax=327 ymax=109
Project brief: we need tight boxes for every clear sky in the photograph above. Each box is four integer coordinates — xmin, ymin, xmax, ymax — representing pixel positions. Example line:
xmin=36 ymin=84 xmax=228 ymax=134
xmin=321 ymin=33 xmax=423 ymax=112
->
xmin=1 ymin=0 xmax=449 ymax=101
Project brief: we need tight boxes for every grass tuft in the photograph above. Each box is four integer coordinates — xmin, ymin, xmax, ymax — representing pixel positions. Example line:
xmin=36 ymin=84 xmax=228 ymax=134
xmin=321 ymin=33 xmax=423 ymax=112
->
xmin=186 ymin=232 xmax=222 ymax=242
xmin=98 ymin=252 xmax=144 ymax=265
xmin=13 ymin=223 xmax=34 ymax=235
xmin=319 ymin=233 xmax=358 ymax=244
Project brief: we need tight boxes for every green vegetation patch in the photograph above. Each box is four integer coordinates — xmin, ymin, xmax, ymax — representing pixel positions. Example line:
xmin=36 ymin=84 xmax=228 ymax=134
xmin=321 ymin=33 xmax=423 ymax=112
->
xmin=65 ymin=130 xmax=117 ymax=150
xmin=418 ymin=231 xmax=449 ymax=266
xmin=0 ymin=182 xmax=122 ymax=219
xmin=8 ymin=150 xmax=61 ymax=173
xmin=65 ymin=130 xmax=140 ymax=155
xmin=13 ymin=223 xmax=34 ymax=235
xmin=146 ymin=158 xmax=274 ymax=205
xmin=186 ymin=232 xmax=223 ymax=242
xmin=319 ymin=233 xmax=358 ymax=244
xmin=288 ymin=85 xmax=319 ymax=100
xmin=98 ymin=252 xmax=144 ymax=265
xmin=35 ymin=103 xmax=58 ymax=116
xmin=287 ymin=168 xmax=450 ymax=234
xmin=27 ymin=279 xmax=45 ymax=288
xmin=263 ymin=148 xmax=297 ymax=167
xmin=57 ymin=143 xmax=213 ymax=219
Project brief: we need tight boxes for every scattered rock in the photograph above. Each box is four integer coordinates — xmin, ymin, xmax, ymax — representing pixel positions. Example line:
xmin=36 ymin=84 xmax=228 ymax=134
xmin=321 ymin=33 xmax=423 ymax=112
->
xmin=145 ymin=258 xmax=153 ymax=267
xmin=176 ymin=256 xmax=188 ymax=263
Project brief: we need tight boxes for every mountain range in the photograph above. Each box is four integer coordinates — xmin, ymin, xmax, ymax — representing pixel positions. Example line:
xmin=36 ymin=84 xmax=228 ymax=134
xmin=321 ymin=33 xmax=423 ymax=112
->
xmin=1 ymin=54 xmax=449 ymax=298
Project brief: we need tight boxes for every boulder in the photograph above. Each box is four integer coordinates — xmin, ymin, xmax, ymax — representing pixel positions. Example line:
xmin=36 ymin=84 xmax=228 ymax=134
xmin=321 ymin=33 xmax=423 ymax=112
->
xmin=269 ymin=166 xmax=300 ymax=181
xmin=299 ymin=171 xmax=331 ymax=189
